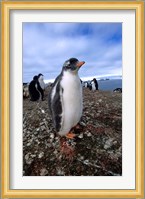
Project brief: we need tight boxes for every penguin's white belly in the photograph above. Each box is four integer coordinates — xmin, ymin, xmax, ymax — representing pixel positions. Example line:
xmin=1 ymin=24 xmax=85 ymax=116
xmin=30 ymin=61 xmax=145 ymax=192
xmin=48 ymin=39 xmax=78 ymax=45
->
xmin=91 ymin=82 xmax=96 ymax=91
xmin=59 ymin=72 xmax=82 ymax=136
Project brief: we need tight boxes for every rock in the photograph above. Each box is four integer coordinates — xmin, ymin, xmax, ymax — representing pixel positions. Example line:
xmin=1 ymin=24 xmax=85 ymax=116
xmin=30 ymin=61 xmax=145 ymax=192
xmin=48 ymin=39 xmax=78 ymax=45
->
xmin=31 ymin=154 xmax=36 ymax=158
xmin=104 ymin=138 xmax=114 ymax=149
xmin=53 ymin=150 xmax=58 ymax=155
xmin=80 ymin=156 xmax=84 ymax=160
xmin=78 ymin=133 xmax=83 ymax=138
xmin=50 ymin=133 xmax=55 ymax=139
xmin=84 ymin=159 xmax=89 ymax=165
xmin=41 ymin=125 xmax=46 ymax=131
xmin=25 ymin=153 xmax=33 ymax=165
xmin=47 ymin=143 xmax=52 ymax=148
xmin=57 ymin=168 xmax=65 ymax=176
xmin=38 ymin=152 xmax=44 ymax=158
xmin=41 ymin=109 xmax=45 ymax=114
xmin=113 ymin=140 xmax=118 ymax=145
xmin=26 ymin=142 xmax=31 ymax=147
xmin=87 ymin=132 xmax=92 ymax=137
xmin=25 ymin=153 xmax=30 ymax=160
xmin=80 ymin=121 xmax=86 ymax=127
xmin=98 ymin=99 xmax=102 ymax=103
xmin=40 ymin=168 xmax=48 ymax=176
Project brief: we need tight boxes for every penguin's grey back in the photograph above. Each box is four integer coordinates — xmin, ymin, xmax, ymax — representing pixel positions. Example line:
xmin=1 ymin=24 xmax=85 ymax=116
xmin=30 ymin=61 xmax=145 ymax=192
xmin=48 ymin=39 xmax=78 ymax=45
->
xmin=48 ymin=74 xmax=63 ymax=132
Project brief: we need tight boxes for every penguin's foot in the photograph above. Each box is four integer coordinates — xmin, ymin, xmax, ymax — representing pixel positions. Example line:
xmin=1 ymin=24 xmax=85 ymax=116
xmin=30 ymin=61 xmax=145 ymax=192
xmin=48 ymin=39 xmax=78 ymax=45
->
xmin=66 ymin=132 xmax=76 ymax=139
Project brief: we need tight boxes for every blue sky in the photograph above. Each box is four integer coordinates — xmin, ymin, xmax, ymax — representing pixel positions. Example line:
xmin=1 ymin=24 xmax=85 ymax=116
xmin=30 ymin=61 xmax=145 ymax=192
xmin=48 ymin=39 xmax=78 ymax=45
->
xmin=23 ymin=23 xmax=122 ymax=82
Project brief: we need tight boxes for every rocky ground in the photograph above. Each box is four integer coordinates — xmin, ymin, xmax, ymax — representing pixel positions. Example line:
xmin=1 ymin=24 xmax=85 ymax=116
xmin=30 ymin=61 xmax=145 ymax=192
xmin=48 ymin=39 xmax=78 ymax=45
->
xmin=23 ymin=87 xmax=122 ymax=176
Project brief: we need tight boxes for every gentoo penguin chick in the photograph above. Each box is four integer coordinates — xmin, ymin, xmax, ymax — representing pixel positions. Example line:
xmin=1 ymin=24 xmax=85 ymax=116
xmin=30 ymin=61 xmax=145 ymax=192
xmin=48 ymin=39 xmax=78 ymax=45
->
xmin=29 ymin=76 xmax=40 ymax=101
xmin=38 ymin=73 xmax=45 ymax=100
xmin=48 ymin=58 xmax=85 ymax=156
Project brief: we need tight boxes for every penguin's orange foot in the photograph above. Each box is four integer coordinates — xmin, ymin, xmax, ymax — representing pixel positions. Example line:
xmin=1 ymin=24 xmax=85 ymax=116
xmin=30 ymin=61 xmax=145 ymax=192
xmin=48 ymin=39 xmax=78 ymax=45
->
xmin=66 ymin=132 xmax=76 ymax=139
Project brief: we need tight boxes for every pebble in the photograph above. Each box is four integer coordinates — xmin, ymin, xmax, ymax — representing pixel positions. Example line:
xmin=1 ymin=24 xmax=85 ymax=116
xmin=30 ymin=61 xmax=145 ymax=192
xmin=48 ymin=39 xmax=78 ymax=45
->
xmin=113 ymin=140 xmax=118 ymax=145
xmin=31 ymin=154 xmax=36 ymax=158
xmin=104 ymin=138 xmax=114 ymax=149
xmin=57 ymin=168 xmax=65 ymax=176
xmin=41 ymin=125 xmax=45 ymax=131
xmin=80 ymin=122 xmax=86 ymax=127
xmin=53 ymin=150 xmax=58 ymax=155
xmin=87 ymin=145 xmax=91 ymax=149
xmin=25 ymin=153 xmax=33 ymax=165
xmin=84 ymin=159 xmax=89 ymax=165
xmin=78 ymin=133 xmax=83 ymax=139
xmin=26 ymin=142 xmax=31 ymax=147
xmin=41 ymin=109 xmax=45 ymax=114
xmin=87 ymin=132 xmax=92 ymax=137
xmin=38 ymin=152 xmax=44 ymax=158
xmin=50 ymin=139 xmax=54 ymax=143
xmin=25 ymin=153 xmax=30 ymax=160
xmin=80 ymin=156 xmax=84 ymax=160
xmin=40 ymin=168 xmax=48 ymax=176
xmin=50 ymin=133 xmax=55 ymax=139
xmin=98 ymin=99 xmax=102 ymax=103
xmin=55 ymin=137 xmax=59 ymax=141
xmin=47 ymin=143 xmax=52 ymax=148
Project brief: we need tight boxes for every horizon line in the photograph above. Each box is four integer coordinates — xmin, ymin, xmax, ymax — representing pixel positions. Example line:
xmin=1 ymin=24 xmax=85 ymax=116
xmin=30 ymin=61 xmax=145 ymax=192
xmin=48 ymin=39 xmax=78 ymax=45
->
xmin=44 ymin=74 xmax=122 ymax=83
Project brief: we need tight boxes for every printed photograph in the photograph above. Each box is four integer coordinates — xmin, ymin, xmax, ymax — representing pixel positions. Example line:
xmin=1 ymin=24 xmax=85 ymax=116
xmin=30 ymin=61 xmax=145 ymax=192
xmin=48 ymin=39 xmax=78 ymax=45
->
xmin=23 ymin=23 xmax=122 ymax=176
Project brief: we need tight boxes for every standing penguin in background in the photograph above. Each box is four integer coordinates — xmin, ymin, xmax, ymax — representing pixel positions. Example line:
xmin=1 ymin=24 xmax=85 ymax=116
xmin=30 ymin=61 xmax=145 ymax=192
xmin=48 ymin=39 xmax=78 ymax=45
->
xmin=29 ymin=75 xmax=40 ymax=101
xmin=48 ymin=58 xmax=85 ymax=157
xmin=38 ymin=73 xmax=45 ymax=101
xmin=91 ymin=78 xmax=98 ymax=91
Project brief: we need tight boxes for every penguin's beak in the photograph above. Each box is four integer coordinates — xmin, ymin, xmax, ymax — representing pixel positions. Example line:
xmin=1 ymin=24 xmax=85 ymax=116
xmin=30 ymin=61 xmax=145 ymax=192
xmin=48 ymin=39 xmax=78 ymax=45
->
xmin=76 ymin=61 xmax=85 ymax=68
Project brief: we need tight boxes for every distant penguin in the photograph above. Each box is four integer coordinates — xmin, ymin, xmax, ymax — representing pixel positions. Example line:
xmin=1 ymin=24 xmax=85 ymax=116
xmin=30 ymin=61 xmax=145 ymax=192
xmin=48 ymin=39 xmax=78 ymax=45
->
xmin=23 ymin=85 xmax=29 ymax=98
xmin=88 ymin=82 xmax=92 ymax=90
xmin=91 ymin=81 xmax=96 ymax=91
xmin=38 ymin=73 xmax=45 ymax=100
xmin=29 ymin=76 xmax=40 ymax=101
xmin=84 ymin=82 xmax=88 ymax=88
xmin=113 ymin=88 xmax=122 ymax=93
xmin=91 ymin=78 xmax=98 ymax=91
xmin=38 ymin=73 xmax=45 ymax=90
xmin=48 ymin=58 xmax=85 ymax=137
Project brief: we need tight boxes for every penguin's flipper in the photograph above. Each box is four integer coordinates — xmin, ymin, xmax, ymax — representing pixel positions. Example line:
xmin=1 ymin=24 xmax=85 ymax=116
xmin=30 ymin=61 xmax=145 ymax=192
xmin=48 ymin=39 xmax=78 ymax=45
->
xmin=48 ymin=74 xmax=62 ymax=115
xmin=49 ymin=74 xmax=63 ymax=132
xmin=52 ymin=83 xmax=63 ymax=132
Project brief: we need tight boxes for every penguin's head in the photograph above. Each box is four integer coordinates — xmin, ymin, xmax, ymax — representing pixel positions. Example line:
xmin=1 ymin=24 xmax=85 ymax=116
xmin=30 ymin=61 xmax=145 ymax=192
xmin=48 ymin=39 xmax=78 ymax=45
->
xmin=38 ymin=73 xmax=44 ymax=80
xmin=63 ymin=58 xmax=85 ymax=73
xmin=33 ymin=75 xmax=38 ymax=81
xmin=38 ymin=73 xmax=43 ymax=77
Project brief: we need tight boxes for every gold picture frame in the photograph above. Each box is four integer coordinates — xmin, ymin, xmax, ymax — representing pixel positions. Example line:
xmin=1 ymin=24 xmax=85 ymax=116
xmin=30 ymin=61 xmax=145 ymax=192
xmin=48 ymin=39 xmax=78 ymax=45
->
xmin=1 ymin=1 xmax=144 ymax=198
